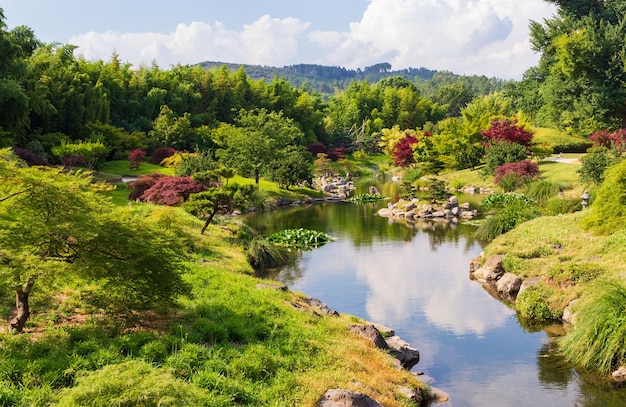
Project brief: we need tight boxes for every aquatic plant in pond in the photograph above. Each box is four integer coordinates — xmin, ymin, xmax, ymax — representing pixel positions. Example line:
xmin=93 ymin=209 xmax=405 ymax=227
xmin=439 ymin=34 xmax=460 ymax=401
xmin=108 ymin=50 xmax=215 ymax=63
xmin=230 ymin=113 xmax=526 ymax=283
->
xmin=267 ymin=228 xmax=334 ymax=248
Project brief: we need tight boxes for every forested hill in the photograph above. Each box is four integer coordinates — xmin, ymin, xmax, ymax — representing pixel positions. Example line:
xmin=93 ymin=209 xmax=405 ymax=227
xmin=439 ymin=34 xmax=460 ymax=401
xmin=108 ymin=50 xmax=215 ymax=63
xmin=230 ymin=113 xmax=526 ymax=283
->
xmin=198 ymin=61 xmax=507 ymax=97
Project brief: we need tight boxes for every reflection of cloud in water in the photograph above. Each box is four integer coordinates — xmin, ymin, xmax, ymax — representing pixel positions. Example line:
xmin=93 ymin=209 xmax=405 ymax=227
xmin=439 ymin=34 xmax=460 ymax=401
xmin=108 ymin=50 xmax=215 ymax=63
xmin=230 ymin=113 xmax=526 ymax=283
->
xmin=352 ymin=235 xmax=514 ymax=336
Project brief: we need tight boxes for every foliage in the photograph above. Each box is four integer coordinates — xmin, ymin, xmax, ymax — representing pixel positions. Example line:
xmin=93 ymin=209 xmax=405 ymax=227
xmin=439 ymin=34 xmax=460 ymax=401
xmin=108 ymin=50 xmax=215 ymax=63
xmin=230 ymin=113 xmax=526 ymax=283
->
xmin=524 ymin=180 xmax=562 ymax=207
xmin=246 ymin=237 xmax=289 ymax=270
xmin=476 ymin=193 xmax=538 ymax=241
xmin=424 ymin=178 xmax=449 ymax=203
xmin=530 ymin=127 xmax=591 ymax=153
xmin=582 ymin=158 xmax=626 ymax=235
xmin=0 ymin=149 xmax=187 ymax=331
xmin=127 ymin=173 xmax=167 ymax=201
xmin=267 ymin=146 xmax=313 ymax=190
xmin=149 ymin=147 xmax=177 ymax=165
xmin=174 ymin=150 xmax=217 ymax=177
xmin=589 ymin=129 xmax=626 ymax=152
xmin=482 ymin=141 xmax=529 ymax=176
xmin=11 ymin=146 xmax=48 ymax=166
xmin=516 ymin=284 xmax=561 ymax=320
xmin=481 ymin=118 xmax=533 ymax=147
xmin=577 ymin=146 xmax=621 ymax=185
xmin=184 ymin=183 xmax=256 ymax=234
xmin=559 ymin=280 xmax=626 ymax=373
xmin=216 ymin=109 xmax=304 ymax=184
xmin=267 ymin=228 xmax=334 ymax=248
xmin=148 ymin=105 xmax=195 ymax=151
xmin=51 ymin=140 xmax=109 ymax=170
xmin=128 ymin=148 xmax=146 ymax=170
xmin=346 ymin=193 xmax=385 ymax=203
xmin=391 ymin=132 xmax=418 ymax=167
xmin=494 ymin=160 xmax=539 ymax=189
xmin=140 ymin=176 xmax=205 ymax=206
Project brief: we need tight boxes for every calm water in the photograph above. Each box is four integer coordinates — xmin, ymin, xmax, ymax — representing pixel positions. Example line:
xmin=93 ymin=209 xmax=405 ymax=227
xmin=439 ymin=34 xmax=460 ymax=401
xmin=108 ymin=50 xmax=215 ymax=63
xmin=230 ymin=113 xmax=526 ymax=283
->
xmin=245 ymin=189 xmax=624 ymax=406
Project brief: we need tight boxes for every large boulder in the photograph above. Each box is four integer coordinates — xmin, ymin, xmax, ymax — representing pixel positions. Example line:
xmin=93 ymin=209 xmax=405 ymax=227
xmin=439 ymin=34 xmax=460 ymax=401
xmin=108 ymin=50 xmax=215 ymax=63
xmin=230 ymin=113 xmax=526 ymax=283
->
xmin=612 ymin=366 xmax=626 ymax=382
xmin=472 ymin=254 xmax=505 ymax=281
xmin=518 ymin=276 xmax=542 ymax=296
xmin=348 ymin=325 xmax=389 ymax=350
xmin=386 ymin=336 xmax=420 ymax=370
xmin=496 ymin=273 xmax=522 ymax=299
xmin=317 ymin=389 xmax=383 ymax=407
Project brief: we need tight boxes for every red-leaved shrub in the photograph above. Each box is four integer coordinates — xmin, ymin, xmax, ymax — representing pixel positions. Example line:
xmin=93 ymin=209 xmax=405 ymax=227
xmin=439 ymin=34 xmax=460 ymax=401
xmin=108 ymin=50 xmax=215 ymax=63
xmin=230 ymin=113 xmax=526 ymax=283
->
xmin=129 ymin=148 xmax=146 ymax=169
xmin=306 ymin=142 xmax=327 ymax=157
xmin=327 ymin=147 xmax=347 ymax=161
xmin=140 ymin=176 xmax=205 ymax=205
xmin=392 ymin=133 xmax=419 ymax=167
xmin=494 ymin=160 xmax=539 ymax=186
xmin=481 ymin=118 xmax=533 ymax=147
xmin=589 ymin=129 xmax=626 ymax=152
xmin=127 ymin=173 xmax=167 ymax=201
xmin=149 ymin=147 xmax=176 ymax=165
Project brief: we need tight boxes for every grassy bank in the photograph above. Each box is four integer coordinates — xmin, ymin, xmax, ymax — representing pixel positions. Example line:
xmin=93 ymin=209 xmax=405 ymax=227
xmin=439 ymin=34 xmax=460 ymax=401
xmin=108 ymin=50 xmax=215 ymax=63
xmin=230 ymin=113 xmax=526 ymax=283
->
xmin=0 ymin=198 xmax=423 ymax=406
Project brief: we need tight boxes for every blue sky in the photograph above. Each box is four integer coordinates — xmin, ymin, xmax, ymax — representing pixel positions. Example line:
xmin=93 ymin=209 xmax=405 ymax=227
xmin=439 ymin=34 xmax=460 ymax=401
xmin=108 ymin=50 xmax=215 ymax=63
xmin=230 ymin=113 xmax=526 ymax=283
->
xmin=2 ymin=0 xmax=557 ymax=79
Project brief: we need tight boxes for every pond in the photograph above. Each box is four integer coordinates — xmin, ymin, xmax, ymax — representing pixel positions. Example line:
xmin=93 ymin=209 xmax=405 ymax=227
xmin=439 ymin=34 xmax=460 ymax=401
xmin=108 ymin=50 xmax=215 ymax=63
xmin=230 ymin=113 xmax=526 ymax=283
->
xmin=244 ymin=183 xmax=624 ymax=406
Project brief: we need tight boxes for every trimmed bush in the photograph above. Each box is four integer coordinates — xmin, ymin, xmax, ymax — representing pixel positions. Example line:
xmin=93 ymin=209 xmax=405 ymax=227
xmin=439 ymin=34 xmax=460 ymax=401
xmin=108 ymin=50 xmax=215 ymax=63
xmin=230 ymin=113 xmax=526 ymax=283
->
xmin=149 ymin=147 xmax=177 ymax=165
xmin=582 ymin=158 xmax=626 ymax=234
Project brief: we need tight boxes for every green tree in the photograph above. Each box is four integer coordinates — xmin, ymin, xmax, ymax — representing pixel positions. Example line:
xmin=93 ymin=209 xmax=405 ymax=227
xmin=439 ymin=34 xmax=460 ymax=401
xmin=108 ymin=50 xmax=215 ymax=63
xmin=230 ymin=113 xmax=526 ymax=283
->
xmin=267 ymin=146 xmax=313 ymax=189
xmin=148 ymin=105 xmax=195 ymax=151
xmin=216 ymin=109 xmax=304 ymax=184
xmin=185 ymin=182 xmax=256 ymax=234
xmin=0 ymin=149 xmax=187 ymax=332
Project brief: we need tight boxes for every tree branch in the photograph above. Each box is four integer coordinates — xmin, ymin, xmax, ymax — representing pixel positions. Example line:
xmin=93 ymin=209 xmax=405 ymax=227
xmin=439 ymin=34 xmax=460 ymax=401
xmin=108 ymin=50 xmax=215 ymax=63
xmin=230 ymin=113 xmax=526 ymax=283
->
xmin=0 ymin=189 xmax=27 ymax=202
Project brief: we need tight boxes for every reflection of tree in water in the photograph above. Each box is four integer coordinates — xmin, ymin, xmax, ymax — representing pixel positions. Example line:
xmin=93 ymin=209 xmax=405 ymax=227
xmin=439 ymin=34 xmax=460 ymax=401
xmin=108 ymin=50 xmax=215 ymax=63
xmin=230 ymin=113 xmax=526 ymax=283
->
xmin=574 ymin=370 xmax=626 ymax=407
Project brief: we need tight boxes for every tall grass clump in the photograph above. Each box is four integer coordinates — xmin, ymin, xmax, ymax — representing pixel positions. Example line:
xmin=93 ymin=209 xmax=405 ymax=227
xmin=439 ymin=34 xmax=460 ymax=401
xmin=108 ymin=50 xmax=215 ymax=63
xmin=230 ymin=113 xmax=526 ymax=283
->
xmin=559 ymin=280 xmax=626 ymax=373
xmin=246 ymin=237 xmax=289 ymax=270
xmin=475 ymin=193 xmax=539 ymax=241
xmin=524 ymin=180 xmax=562 ymax=206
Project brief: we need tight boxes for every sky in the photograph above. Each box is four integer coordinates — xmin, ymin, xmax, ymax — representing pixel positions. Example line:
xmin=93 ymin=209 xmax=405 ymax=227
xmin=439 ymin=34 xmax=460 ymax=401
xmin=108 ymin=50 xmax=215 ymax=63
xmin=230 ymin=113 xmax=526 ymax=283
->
xmin=2 ymin=0 xmax=557 ymax=79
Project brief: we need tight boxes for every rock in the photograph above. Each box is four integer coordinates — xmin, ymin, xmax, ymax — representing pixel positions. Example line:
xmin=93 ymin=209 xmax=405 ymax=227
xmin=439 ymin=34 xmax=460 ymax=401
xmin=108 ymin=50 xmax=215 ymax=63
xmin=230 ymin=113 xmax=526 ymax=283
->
xmin=612 ymin=366 xmax=626 ymax=382
xmin=469 ymin=256 xmax=483 ymax=273
xmin=317 ymin=389 xmax=383 ymax=407
xmin=431 ymin=211 xmax=445 ymax=218
xmin=496 ymin=273 xmax=522 ymax=299
xmin=348 ymin=325 xmax=389 ymax=350
xmin=368 ymin=186 xmax=380 ymax=195
xmin=449 ymin=195 xmax=459 ymax=207
xmin=369 ymin=322 xmax=394 ymax=337
xmin=430 ymin=387 xmax=450 ymax=403
xmin=562 ymin=299 xmax=578 ymax=325
xmin=304 ymin=297 xmax=340 ymax=317
xmin=405 ymin=201 xmax=416 ymax=212
xmin=460 ymin=202 xmax=471 ymax=210
xmin=472 ymin=254 xmax=505 ymax=281
xmin=518 ymin=276 xmax=542 ymax=296
xmin=451 ymin=206 xmax=460 ymax=216
xmin=386 ymin=336 xmax=420 ymax=370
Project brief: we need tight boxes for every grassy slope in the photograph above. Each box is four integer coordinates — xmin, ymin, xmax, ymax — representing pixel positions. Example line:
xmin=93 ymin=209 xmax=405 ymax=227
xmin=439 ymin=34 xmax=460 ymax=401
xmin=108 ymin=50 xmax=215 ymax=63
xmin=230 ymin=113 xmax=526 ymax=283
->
xmin=0 ymin=174 xmax=422 ymax=406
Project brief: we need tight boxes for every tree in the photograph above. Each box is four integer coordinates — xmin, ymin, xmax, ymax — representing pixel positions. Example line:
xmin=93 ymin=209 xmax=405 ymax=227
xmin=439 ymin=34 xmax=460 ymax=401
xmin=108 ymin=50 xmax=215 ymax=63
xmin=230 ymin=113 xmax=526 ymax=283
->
xmin=0 ymin=149 xmax=187 ymax=332
xmin=267 ymin=146 xmax=313 ymax=189
xmin=140 ymin=176 xmax=206 ymax=205
xmin=216 ymin=109 xmax=304 ymax=184
xmin=392 ymin=132 xmax=419 ymax=167
xmin=128 ymin=148 xmax=146 ymax=169
xmin=481 ymin=118 xmax=534 ymax=147
xmin=482 ymin=140 xmax=530 ymax=175
xmin=148 ymin=105 xmax=195 ymax=151
xmin=51 ymin=140 xmax=109 ymax=170
xmin=185 ymin=183 xmax=256 ymax=235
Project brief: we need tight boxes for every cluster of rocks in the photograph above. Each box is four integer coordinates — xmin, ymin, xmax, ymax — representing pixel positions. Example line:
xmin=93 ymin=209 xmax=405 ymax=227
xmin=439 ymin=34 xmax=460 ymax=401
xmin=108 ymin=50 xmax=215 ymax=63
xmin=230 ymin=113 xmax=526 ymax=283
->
xmin=318 ymin=175 xmax=357 ymax=199
xmin=377 ymin=196 xmax=478 ymax=222
xmin=469 ymin=255 xmax=626 ymax=384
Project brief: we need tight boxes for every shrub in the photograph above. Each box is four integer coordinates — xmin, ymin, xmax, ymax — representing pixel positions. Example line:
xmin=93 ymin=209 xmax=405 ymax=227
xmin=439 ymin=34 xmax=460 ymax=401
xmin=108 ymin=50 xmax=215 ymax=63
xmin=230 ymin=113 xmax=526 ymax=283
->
xmin=149 ymin=147 xmax=177 ymax=165
xmin=582 ymin=158 xmax=626 ymax=234
xmin=589 ymin=129 xmax=626 ymax=152
xmin=482 ymin=141 xmax=529 ymax=175
xmin=392 ymin=133 xmax=419 ymax=167
xmin=476 ymin=193 xmax=538 ymax=241
xmin=127 ymin=173 xmax=167 ymax=201
xmin=141 ymin=176 xmax=205 ymax=205
xmin=516 ymin=284 xmax=561 ymax=320
xmin=12 ymin=146 xmax=48 ymax=166
xmin=577 ymin=146 xmax=620 ymax=185
xmin=327 ymin=146 xmax=347 ymax=161
xmin=52 ymin=140 xmax=109 ymax=170
xmin=494 ymin=160 xmax=539 ymax=185
xmin=306 ymin=142 xmax=327 ymax=157
xmin=128 ymin=148 xmax=146 ymax=170
xmin=543 ymin=197 xmax=581 ymax=216
xmin=559 ymin=280 xmax=626 ymax=373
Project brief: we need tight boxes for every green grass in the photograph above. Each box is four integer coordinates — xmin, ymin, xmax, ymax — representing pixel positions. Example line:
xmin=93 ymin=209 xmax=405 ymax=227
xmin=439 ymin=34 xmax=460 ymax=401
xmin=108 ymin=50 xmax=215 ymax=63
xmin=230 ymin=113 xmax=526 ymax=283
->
xmin=0 ymin=206 xmax=424 ymax=406
xmin=98 ymin=160 xmax=175 ymax=178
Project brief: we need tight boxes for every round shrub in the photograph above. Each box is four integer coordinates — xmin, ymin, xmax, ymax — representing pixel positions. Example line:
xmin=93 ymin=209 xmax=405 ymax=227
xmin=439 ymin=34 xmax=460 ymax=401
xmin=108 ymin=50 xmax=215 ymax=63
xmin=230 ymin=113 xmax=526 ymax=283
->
xmin=582 ymin=158 xmax=626 ymax=234
xmin=516 ymin=284 xmax=561 ymax=320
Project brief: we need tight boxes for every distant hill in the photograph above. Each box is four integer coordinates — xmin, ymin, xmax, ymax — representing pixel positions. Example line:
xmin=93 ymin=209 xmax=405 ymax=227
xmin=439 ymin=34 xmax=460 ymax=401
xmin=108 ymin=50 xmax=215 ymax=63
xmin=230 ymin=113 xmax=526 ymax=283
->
xmin=198 ymin=61 xmax=508 ymax=97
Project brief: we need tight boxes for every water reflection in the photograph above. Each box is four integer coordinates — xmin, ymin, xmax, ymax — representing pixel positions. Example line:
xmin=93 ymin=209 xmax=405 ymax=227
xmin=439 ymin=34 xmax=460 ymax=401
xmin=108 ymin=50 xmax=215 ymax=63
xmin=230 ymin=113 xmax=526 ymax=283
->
xmin=245 ymin=197 xmax=624 ymax=406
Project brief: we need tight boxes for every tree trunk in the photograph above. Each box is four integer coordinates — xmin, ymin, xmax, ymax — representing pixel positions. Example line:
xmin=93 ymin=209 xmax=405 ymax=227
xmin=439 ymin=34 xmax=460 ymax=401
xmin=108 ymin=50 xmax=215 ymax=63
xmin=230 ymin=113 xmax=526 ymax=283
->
xmin=9 ymin=278 xmax=35 ymax=333
xmin=254 ymin=169 xmax=260 ymax=185
xmin=200 ymin=211 xmax=217 ymax=235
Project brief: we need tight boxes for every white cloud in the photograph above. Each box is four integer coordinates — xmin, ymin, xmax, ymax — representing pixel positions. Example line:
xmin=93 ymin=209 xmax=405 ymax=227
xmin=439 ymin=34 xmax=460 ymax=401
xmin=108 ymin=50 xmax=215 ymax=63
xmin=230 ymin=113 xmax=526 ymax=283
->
xmin=70 ymin=16 xmax=310 ymax=68
xmin=69 ymin=0 xmax=555 ymax=78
